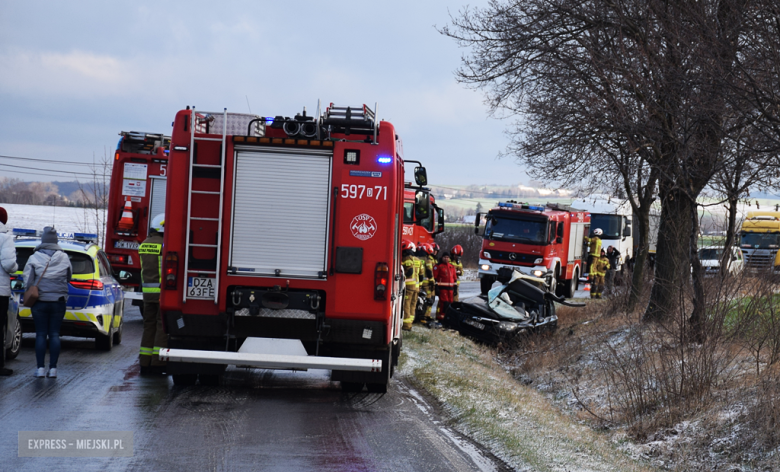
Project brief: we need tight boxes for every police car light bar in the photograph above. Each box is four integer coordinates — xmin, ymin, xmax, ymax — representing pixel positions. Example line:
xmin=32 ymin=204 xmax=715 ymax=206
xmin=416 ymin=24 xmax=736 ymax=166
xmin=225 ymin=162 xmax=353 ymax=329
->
xmin=12 ymin=228 xmax=38 ymax=237
xmin=498 ymin=202 xmax=546 ymax=212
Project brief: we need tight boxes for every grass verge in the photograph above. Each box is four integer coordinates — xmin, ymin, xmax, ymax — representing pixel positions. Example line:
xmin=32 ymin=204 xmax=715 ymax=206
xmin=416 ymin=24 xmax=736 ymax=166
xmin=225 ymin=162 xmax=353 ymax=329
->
xmin=399 ymin=328 xmax=657 ymax=472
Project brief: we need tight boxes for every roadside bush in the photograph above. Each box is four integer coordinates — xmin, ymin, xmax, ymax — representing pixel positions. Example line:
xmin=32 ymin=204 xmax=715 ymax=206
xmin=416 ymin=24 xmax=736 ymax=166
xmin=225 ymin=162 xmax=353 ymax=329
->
xmin=437 ymin=224 xmax=483 ymax=268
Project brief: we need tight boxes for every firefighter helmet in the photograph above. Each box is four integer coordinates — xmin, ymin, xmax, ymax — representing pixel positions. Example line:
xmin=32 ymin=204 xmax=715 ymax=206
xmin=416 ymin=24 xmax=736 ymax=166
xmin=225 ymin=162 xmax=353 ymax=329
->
xmin=419 ymin=243 xmax=433 ymax=255
xmin=433 ymin=243 xmax=440 ymax=253
xmin=451 ymin=245 xmax=463 ymax=256
xmin=593 ymin=228 xmax=603 ymax=236
xmin=151 ymin=213 xmax=165 ymax=233
xmin=401 ymin=239 xmax=415 ymax=251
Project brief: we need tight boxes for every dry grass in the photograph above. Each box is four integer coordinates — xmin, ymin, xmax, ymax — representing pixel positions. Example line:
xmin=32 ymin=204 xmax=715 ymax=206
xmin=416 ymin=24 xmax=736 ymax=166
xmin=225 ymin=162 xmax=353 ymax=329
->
xmin=399 ymin=327 xmax=657 ymax=471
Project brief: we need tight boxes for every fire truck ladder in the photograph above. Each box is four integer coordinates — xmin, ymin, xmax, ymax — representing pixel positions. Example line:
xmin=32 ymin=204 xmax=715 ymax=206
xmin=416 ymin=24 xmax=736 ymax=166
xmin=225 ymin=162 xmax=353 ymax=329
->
xmin=183 ymin=107 xmax=228 ymax=304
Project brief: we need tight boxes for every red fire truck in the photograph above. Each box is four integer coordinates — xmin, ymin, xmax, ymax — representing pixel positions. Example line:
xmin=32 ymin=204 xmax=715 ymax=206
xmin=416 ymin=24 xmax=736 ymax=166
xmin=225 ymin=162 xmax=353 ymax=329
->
xmin=402 ymin=185 xmax=444 ymax=247
xmin=475 ymin=202 xmax=590 ymax=297
xmin=158 ymin=104 xmax=426 ymax=392
xmin=105 ymin=132 xmax=170 ymax=297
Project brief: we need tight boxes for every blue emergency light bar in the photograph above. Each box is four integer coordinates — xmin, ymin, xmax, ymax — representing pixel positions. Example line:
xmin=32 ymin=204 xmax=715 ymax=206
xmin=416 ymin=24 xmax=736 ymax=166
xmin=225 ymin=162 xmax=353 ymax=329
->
xmin=12 ymin=228 xmax=37 ymax=237
xmin=11 ymin=228 xmax=97 ymax=242
xmin=498 ymin=202 xmax=546 ymax=211
xmin=377 ymin=156 xmax=392 ymax=164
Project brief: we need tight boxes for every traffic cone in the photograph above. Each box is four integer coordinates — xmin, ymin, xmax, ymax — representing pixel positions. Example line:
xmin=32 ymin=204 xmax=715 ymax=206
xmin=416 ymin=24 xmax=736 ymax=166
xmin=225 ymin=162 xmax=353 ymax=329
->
xmin=583 ymin=283 xmax=591 ymax=292
xmin=118 ymin=198 xmax=134 ymax=230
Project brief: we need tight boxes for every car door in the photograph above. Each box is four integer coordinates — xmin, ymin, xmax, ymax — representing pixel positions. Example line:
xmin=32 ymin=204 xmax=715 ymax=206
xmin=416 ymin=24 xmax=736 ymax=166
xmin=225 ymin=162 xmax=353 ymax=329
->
xmin=96 ymin=251 xmax=119 ymax=306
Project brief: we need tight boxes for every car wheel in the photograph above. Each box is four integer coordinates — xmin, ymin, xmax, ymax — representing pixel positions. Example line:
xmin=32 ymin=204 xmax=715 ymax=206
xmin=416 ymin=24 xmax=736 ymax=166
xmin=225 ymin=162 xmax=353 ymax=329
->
xmin=6 ymin=318 xmax=22 ymax=360
xmin=95 ymin=325 xmax=114 ymax=351
xmin=113 ymin=321 xmax=123 ymax=345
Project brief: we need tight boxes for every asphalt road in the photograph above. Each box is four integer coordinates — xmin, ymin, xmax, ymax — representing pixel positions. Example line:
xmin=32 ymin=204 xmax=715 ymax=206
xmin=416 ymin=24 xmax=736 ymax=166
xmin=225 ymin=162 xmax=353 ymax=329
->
xmin=0 ymin=295 xmax=510 ymax=472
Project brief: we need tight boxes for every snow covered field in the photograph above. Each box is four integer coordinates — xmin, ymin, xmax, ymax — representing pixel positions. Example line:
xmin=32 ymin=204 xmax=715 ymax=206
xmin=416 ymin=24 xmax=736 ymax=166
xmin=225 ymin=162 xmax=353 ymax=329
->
xmin=0 ymin=203 xmax=106 ymax=235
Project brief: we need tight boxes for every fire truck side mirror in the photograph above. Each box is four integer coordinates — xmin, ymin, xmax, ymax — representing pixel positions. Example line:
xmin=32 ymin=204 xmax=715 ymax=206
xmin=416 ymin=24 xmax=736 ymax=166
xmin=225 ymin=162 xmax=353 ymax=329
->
xmin=474 ymin=213 xmax=482 ymax=234
xmin=436 ymin=207 xmax=445 ymax=235
xmin=414 ymin=166 xmax=428 ymax=186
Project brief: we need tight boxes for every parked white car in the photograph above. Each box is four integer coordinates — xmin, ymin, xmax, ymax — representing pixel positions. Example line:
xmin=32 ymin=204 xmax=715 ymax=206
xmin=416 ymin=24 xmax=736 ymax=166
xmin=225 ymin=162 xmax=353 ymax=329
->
xmin=698 ymin=246 xmax=744 ymax=276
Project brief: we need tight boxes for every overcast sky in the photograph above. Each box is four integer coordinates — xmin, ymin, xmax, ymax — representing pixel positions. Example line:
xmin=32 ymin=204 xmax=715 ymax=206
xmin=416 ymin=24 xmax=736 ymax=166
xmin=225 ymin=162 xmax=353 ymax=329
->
xmin=0 ymin=1 xmax=528 ymax=186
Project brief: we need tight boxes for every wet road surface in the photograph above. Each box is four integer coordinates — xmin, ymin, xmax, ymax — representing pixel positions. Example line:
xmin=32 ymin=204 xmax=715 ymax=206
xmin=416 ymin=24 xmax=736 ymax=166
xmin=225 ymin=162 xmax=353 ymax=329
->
xmin=1 ymin=285 xmax=509 ymax=472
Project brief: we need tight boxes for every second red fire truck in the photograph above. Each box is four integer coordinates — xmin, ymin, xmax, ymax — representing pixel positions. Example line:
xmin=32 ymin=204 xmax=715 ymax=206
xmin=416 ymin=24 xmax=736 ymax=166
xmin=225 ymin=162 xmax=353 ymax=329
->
xmin=475 ymin=202 xmax=590 ymax=297
xmin=156 ymin=103 xmax=427 ymax=392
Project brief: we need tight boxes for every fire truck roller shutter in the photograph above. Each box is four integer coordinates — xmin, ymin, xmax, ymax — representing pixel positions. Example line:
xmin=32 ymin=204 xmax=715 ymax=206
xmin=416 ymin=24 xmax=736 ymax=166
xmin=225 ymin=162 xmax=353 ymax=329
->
xmin=230 ymin=147 xmax=333 ymax=278
xmin=148 ymin=176 xmax=167 ymax=233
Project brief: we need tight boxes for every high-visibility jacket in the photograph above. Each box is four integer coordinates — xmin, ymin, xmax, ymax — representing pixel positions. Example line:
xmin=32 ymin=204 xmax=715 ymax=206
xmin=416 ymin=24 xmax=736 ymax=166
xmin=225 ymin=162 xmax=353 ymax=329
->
xmin=425 ymin=255 xmax=436 ymax=290
xmin=591 ymin=256 xmax=610 ymax=277
xmin=450 ymin=257 xmax=463 ymax=286
xmin=139 ymin=232 xmax=163 ymax=301
xmin=585 ymin=236 xmax=602 ymax=257
xmin=403 ymin=254 xmax=419 ymax=289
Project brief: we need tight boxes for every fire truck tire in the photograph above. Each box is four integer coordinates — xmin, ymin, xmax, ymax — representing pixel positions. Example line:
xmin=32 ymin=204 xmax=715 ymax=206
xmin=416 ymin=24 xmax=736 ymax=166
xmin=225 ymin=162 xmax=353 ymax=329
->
xmin=341 ymin=382 xmax=364 ymax=392
xmin=199 ymin=374 xmax=221 ymax=386
xmin=480 ymin=276 xmax=496 ymax=295
xmin=367 ymin=346 xmax=393 ymax=394
xmin=172 ymin=374 xmax=198 ymax=386
xmin=560 ymin=268 xmax=579 ymax=298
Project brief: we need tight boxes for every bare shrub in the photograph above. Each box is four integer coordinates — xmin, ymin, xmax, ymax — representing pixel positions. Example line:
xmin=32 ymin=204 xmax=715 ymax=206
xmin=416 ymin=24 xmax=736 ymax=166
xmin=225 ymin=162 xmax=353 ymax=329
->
xmin=437 ymin=224 xmax=483 ymax=268
xmin=595 ymin=270 xmax=750 ymax=437
xmin=747 ymin=366 xmax=780 ymax=450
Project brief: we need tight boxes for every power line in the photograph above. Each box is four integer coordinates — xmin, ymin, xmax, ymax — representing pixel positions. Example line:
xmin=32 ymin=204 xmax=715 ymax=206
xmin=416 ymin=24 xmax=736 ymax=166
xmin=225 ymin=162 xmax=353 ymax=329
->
xmin=0 ymin=162 xmax=96 ymax=177
xmin=0 ymin=167 xmax=96 ymax=180
xmin=0 ymin=154 xmax=97 ymax=167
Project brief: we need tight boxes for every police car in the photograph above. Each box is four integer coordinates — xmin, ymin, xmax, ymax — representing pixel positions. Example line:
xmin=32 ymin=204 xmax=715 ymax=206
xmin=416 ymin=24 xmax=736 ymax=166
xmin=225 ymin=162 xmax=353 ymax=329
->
xmin=11 ymin=229 xmax=125 ymax=350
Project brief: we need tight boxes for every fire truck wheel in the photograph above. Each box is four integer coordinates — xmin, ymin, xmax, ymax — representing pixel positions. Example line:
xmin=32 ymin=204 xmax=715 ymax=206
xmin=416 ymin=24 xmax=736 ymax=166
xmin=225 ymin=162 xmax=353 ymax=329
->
xmin=341 ymin=382 xmax=364 ymax=392
xmin=172 ymin=374 xmax=198 ymax=386
xmin=367 ymin=344 xmax=393 ymax=393
xmin=480 ymin=276 xmax=496 ymax=295
xmin=199 ymin=374 xmax=221 ymax=386
xmin=560 ymin=268 xmax=579 ymax=298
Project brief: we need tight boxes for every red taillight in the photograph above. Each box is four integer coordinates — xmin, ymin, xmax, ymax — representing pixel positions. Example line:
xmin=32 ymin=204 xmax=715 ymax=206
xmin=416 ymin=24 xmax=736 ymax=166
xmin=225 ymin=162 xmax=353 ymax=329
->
xmin=108 ymin=254 xmax=127 ymax=264
xmin=164 ymin=252 xmax=179 ymax=290
xmin=374 ymin=262 xmax=389 ymax=301
xmin=69 ymin=279 xmax=104 ymax=290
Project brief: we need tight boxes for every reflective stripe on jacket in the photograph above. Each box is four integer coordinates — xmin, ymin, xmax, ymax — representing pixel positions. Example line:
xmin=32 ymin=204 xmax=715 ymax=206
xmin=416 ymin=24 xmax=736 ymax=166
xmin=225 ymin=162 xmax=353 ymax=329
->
xmin=403 ymin=255 xmax=419 ymax=289
xmin=139 ymin=233 xmax=163 ymax=301
xmin=591 ymin=257 xmax=611 ymax=277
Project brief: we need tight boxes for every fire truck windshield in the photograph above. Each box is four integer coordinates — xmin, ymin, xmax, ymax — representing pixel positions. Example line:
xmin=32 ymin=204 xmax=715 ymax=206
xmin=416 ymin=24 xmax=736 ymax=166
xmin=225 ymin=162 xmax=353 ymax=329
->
xmin=485 ymin=215 xmax=548 ymax=244
xmin=741 ymin=232 xmax=780 ymax=249
xmin=403 ymin=202 xmax=414 ymax=225
xmin=590 ymin=214 xmax=622 ymax=239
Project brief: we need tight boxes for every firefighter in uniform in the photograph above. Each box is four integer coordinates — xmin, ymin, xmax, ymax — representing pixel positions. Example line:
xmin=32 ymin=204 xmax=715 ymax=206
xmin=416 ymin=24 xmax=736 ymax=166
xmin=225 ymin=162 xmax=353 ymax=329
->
xmin=418 ymin=243 xmax=436 ymax=324
xmin=584 ymin=228 xmax=603 ymax=277
xmin=591 ymin=249 xmax=610 ymax=299
xmin=401 ymin=240 xmax=419 ymax=331
xmin=138 ymin=214 xmax=168 ymax=374
xmin=450 ymin=245 xmax=464 ymax=302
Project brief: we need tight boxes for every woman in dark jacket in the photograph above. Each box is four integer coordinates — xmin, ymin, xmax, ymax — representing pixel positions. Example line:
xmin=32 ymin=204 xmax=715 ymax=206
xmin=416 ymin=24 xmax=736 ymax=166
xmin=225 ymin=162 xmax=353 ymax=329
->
xmin=22 ymin=227 xmax=72 ymax=379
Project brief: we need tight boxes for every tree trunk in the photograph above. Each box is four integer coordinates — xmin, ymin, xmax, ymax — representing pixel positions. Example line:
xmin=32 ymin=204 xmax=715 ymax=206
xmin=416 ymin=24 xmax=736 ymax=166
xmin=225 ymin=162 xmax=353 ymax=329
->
xmin=720 ymin=194 xmax=739 ymax=278
xmin=688 ymin=196 xmax=706 ymax=343
xmin=628 ymin=206 xmax=651 ymax=311
xmin=644 ymin=186 xmax=694 ymax=322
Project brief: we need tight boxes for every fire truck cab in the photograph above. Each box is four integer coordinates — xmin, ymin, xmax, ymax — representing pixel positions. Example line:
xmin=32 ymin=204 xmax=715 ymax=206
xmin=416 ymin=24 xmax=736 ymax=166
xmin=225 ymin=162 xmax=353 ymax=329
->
xmin=403 ymin=183 xmax=444 ymax=247
xmin=105 ymin=132 xmax=170 ymax=295
xmin=158 ymin=104 xmax=415 ymax=392
xmin=475 ymin=202 xmax=590 ymax=297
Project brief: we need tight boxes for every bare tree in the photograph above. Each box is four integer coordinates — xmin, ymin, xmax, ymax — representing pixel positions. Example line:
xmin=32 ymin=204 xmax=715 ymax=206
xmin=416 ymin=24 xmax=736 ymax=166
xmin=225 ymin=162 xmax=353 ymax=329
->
xmin=75 ymin=149 xmax=112 ymax=247
xmin=442 ymin=0 xmax=772 ymax=339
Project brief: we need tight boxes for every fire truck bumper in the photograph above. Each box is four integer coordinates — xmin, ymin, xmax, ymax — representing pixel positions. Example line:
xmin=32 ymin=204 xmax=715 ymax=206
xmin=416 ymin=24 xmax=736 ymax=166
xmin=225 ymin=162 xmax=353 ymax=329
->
xmin=478 ymin=259 xmax=550 ymax=278
xmin=159 ymin=338 xmax=381 ymax=373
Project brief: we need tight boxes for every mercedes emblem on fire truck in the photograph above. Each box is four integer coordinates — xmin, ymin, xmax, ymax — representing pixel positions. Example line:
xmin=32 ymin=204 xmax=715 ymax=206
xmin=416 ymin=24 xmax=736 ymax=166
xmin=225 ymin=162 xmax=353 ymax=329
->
xmin=509 ymin=253 xmax=517 ymax=261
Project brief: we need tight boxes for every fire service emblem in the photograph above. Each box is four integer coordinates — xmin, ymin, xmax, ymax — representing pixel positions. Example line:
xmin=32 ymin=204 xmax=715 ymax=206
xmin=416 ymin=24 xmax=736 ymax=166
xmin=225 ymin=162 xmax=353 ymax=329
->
xmin=350 ymin=214 xmax=377 ymax=241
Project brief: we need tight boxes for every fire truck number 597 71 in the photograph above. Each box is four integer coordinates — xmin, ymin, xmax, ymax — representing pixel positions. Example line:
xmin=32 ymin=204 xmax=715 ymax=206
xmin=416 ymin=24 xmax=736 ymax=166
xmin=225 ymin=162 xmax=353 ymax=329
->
xmin=156 ymin=103 xmax=429 ymax=393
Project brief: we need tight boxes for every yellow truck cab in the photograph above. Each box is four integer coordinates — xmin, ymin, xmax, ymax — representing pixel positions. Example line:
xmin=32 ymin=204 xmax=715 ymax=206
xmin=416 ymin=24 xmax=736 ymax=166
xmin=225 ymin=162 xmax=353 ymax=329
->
xmin=740 ymin=211 xmax=780 ymax=271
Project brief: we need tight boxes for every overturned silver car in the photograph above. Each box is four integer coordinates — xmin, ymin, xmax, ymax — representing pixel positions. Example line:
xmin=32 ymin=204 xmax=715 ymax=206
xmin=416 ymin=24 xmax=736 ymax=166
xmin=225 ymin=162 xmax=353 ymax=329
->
xmin=444 ymin=269 xmax=584 ymax=345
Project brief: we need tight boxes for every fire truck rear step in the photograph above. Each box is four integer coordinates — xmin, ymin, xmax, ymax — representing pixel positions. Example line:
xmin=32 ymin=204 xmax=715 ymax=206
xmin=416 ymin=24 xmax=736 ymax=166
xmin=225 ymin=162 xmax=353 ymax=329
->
xmin=159 ymin=337 xmax=381 ymax=372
